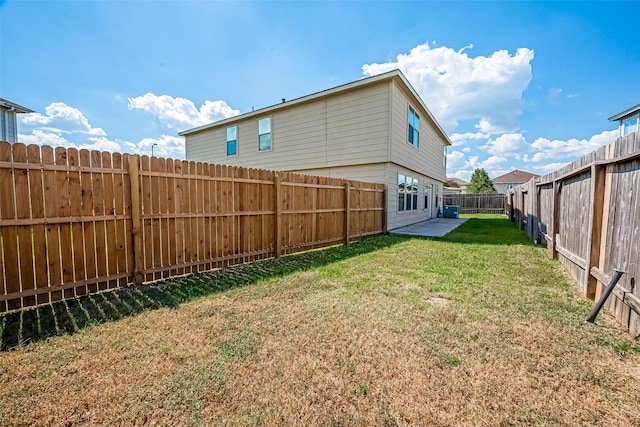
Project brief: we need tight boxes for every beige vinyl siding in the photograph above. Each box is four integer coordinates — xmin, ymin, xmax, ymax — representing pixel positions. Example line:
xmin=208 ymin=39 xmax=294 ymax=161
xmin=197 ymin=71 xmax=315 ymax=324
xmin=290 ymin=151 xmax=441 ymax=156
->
xmin=389 ymin=80 xmax=446 ymax=181
xmin=292 ymin=163 xmax=388 ymax=184
xmin=493 ymin=183 xmax=508 ymax=194
xmin=324 ymin=84 xmax=389 ymax=166
xmin=185 ymin=81 xmax=390 ymax=170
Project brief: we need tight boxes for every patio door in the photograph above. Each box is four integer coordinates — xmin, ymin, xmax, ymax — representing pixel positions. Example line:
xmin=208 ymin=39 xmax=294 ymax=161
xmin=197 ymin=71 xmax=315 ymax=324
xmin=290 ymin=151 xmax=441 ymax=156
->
xmin=424 ymin=182 xmax=433 ymax=218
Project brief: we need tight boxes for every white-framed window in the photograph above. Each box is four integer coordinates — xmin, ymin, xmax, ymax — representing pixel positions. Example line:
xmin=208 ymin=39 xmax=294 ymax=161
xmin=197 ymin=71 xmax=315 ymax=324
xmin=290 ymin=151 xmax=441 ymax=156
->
xmin=408 ymin=107 xmax=420 ymax=148
xmin=258 ymin=117 xmax=272 ymax=151
xmin=623 ymin=115 xmax=639 ymax=136
xmin=398 ymin=174 xmax=419 ymax=211
xmin=226 ymin=125 xmax=237 ymax=156
xmin=443 ymin=146 xmax=447 ymax=168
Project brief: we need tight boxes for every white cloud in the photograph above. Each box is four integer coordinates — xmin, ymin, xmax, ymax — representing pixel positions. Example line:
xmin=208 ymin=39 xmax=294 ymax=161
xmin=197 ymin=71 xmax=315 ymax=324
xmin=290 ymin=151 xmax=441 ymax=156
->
xmin=17 ymin=100 xmax=188 ymax=160
xmin=529 ymin=129 xmax=617 ymax=162
xmin=18 ymin=131 xmax=124 ymax=153
xmin=123 ymin=135 xmax=185 ymax=158
xmin=479 ymin=156 xmax=507 ymax=170
xmin=475 ymin=118 xmax=509 ymax=134
xmin=362 ymin=42 xmax=534 ymax=132
xmin=127 ymin=93 xmax=240 ymax=131
xmin=448 ymin=154 xmax=507 ymax=182
xmin=452 ymin=169 xmax=473 ymax=181
xmin=464 ymin=155 xmax=479 ymax=169
xmin=20 ymin=102 xmax=106 ymax=136
xmin=18 ymin=130 xmax=70 ymax=146
xmin=449 ymin=131 xmax=489 ymax=147
xmin=483 ymin=133 xmax=530 ymax=158
xmin=446 ymin=150 xmax=466 ymax=169
xmin=83 ymin=136 xmax=127 ymax=153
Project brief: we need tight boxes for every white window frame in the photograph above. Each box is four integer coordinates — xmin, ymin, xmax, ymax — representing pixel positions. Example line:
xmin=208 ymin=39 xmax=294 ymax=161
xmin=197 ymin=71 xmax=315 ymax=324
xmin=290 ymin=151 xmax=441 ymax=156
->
xmin=408 ymin=107 xmax=420 ymax=148
xmin=398 ymin=174 xmax=419 ymax=212
xmin=258 ymin=117 xmax=272 ymax=151
xmin=226 ymin=125 xmax=238 ymax=157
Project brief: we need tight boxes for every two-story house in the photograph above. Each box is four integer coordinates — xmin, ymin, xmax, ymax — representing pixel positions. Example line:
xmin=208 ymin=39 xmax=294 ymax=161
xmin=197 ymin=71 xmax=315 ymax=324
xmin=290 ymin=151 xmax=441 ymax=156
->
xmin=180 ymin=70 xmax=452 ymax=231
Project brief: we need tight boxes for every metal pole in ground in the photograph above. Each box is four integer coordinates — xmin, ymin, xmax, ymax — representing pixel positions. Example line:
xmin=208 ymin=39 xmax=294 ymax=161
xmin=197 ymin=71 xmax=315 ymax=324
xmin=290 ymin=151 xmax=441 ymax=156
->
xmin=586 ymin=269 xmax=625 ymax=323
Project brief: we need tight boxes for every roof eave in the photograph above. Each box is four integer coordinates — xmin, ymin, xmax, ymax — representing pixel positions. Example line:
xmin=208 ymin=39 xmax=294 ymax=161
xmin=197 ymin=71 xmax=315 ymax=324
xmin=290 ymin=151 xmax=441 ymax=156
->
xmin=178 ymin=70 xmax=405 ymax=137
xmin=179 ymin=70 xmax=453 ymax=147
xmin=608 ymin=103 xmax=640 ymax=121
xmin=0 ymin=98 xmax=34 ymax=114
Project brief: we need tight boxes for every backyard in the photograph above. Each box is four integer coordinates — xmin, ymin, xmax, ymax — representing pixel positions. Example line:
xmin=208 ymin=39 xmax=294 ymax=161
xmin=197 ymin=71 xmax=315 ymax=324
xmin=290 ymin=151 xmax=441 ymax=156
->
xmin=1 ymin=215 xmax=639 ymax=425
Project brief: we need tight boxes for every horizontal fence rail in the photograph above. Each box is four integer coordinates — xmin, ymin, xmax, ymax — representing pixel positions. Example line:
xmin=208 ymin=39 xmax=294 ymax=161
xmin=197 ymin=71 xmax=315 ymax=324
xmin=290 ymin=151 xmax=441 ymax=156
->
xmin=0 ymin=142 xmax=385 ymax=312
xmin=506 ymin=131 xmax=640 ymax=335
xmin=443 ymin=194 xmax=505 ymax=214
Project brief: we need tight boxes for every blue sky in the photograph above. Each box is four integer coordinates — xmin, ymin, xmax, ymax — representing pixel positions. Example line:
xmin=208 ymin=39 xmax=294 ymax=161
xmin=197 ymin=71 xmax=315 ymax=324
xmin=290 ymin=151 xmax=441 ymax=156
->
xmin=2 ymin=0 xmax=639 ymax=180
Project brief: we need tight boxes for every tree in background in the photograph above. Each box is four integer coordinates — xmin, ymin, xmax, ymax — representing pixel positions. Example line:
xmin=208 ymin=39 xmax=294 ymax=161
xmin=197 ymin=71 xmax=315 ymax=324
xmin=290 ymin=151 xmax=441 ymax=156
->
xmin=467 ymin=168 xmax=497 ymax=194
xmin=444 ymin=179 xmax=460 ymax=188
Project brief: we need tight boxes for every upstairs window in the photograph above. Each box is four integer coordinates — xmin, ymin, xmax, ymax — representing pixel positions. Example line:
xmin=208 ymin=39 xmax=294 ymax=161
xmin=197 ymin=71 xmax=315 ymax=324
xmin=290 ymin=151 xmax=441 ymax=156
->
xmin=443 ymin=146 xmax=447 ymax=168
xmin=258 ymin=117 xmax=272 ymax=151
xmin=623 ymin=115 xmax=639 ymax=136
xmin=226 ymin=126 xmax=237 ymax=156
xmin=408 ymin=107 xmax=420 ymax=148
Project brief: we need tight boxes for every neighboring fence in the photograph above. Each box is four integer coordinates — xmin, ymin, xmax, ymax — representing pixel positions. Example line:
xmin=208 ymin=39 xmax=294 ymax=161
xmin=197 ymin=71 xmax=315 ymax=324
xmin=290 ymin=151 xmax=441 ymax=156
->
xmin=443 ymin=194 xmax=505 ymax=214
xmin=0 ymin=142 xmax=385 ymax=312
xmin=506 ymin=131 xmax=640 ymax=334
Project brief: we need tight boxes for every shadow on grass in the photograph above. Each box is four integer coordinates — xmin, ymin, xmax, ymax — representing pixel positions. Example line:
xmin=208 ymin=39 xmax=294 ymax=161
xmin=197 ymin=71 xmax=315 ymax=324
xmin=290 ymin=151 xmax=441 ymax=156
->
xmin=0 ymin=234 xmax=407 ymax=351
xmin=437 ymin=216 xmax=535 ymax=246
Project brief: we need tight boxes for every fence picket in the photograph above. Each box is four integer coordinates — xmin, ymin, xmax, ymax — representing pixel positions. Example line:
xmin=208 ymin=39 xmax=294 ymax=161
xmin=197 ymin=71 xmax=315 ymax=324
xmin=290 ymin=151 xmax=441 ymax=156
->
xmin=27 ymin=145 xmax=48 ymax=306
xmin=112 ymin=153 xmax=129 ymax=287
xmin=13 ymin=144 xmax=36 ymax=307
xmin=67 ymin=148 xmax=86 ymax=296
xmin=80 ymin=149 xmax=97 ymax=293
xmin=90 ymin=150 xmax=108 ymax=291
xmin=1 ymin=143 xmax=21 ymax=309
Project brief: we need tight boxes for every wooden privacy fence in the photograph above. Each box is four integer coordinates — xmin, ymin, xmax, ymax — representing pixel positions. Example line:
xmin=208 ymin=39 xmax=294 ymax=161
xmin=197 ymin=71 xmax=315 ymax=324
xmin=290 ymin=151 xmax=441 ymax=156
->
xmin=0 ymin=142 xmax=385 ymax=312
xmin=506 ymin=131 xmax=640 ymax=334
xmin=443 ymin=194 xmax=505 ymax=214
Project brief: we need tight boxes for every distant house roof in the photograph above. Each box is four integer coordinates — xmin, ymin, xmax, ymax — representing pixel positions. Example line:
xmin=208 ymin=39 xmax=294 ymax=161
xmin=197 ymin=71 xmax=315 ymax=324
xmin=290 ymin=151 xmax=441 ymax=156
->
xmin=178 ymin=69 xmax=452 ymax=146
xmin=446 ymin=177 xmax=469 ymax=186
xmin=492 ymin=169 xmax=539 ymax=184
xmin=608 ymin=104 xmax=640 ymax=122
xmin=0 ymin=98 xmax=34 ymax=114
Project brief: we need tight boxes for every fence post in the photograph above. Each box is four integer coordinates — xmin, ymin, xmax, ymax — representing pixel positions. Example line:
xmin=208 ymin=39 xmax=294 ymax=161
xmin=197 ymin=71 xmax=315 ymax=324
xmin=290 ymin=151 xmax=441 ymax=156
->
xmin=551 ymin=180 xmax=560 ymax=259
xmin=344 ymin=182 xmax=351 ymax=244
xmin=382 ymin=187 xmax=387 ymax=233
xmin=274 ymin=173 xmax=282 ymax=258
xmin=583 ymin=164 xmax=606 ymax=299
xmin=128 ymin=155 xmax=144 ymax=285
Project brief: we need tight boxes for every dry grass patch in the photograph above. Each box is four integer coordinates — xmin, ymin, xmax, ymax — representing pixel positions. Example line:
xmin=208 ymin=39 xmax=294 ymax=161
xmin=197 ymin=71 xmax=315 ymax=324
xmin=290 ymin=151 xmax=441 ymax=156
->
xmin=1 ymin=215 xmax=640 ymax=425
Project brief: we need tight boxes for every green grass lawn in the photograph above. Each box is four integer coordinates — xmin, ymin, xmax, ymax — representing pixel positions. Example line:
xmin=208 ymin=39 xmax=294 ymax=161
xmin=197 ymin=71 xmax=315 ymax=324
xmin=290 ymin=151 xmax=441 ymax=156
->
xmin=1 ymin=214 xmax=639 ymax=426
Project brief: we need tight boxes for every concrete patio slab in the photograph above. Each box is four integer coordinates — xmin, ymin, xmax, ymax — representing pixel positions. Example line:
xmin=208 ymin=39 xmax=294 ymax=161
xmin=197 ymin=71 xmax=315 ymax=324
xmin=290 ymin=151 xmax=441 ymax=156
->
xmin=389 ymin=217 xmax=468 ymax=237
